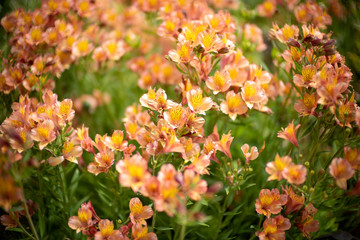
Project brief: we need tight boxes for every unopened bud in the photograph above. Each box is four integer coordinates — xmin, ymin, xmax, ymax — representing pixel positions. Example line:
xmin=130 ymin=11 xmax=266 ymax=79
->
xmin=299 ymin=154 xmax=303 ymax=158
xmin=311 ymin=37 xmax=322 ymax=46
xmin=287 ymin=38 xmax=300 ymax=48
xmin=309 ymin=187 xmax=315 ymax=193
xmin=310 ymin=170 xmax=315 ymax=175
xmin=218 ymin=47 xmax=229 ymax=54
xmin=248 ymin=167 xmax=253 ymax=172
xmin=305 ymin=161 xmax=310 ymax=167
xmin=303 ymin=34 xmax=315 ymax=43
xmin=303 ymin=186 xmax=308 ymax=191
xmin=324 ymin=48 xmax=336 ymax=56
xmin=227 ymin=171 xmax=231 ymax=176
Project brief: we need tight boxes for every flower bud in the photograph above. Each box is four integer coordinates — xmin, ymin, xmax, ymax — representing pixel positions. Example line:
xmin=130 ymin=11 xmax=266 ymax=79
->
xmin=287 ymin=38 xmax=300 ymax=48
xmin=311 ymin=37 xmax=322 ymax=46
xmin=218 ymin=47 xmax=229 ymax=54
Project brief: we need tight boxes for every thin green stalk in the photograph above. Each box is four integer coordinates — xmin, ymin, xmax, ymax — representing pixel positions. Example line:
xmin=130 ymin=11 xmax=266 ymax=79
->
xmin=152 ymin=209 xmax=157 ymax=231
xmin=9 ymin=210 xmax=35 ymax=240
xmin=19 ymin=181 xmax=40 ymax=240
xmin=179 ymin=222 xmax=186 ymax=240
xmin=212 ymin=193 xmax=229 ymax=240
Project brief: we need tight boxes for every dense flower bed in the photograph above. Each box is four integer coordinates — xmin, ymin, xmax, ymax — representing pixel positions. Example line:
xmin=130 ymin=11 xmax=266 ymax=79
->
xmin=0 ymin=0 xmax=359 ymax=239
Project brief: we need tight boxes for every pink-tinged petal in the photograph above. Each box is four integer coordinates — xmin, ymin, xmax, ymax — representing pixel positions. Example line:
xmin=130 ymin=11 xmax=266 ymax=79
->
xmin=48 ymin=156 xmax=64 ymax=166
xmin=68 ymin=216 xmax=83 ymax=232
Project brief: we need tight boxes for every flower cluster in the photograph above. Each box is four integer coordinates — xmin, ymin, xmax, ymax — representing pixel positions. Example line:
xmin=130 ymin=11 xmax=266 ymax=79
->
xmin=0 ymin=0 xmax=135 ymax=94
xmin=68 ymin=199 xmax=157 ymax=240
xmin=257 ymin=0 xmax=336 ymax=29
xmin=255 ymin=187 xmax=319 ymax=238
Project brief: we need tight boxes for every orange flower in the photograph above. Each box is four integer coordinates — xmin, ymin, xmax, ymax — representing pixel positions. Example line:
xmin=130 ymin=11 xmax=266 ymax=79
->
xmin=102 ymin=40 xmax=126 ymax=61
xmin=104 ymin=130 xmax=128 ymax=151
xmin=116 ymin=153 xmax=151 ymax=192
xmin=88 ymin=149 xmax=115 ymax=175
xmin=94 ymin=219 xmax=123 ymax=240
xmin=241 ymin=80 xmax=266 ymax=109
xmin=220 ymin=91 xmax=248 ymax=120
xmin=277 ymin=121 xmax=300 ymax=148
xmin=294 ymin=65 xmax=317 ymax=87
xmin=140 ymin=88 xmax=176 ymax=112
xmin=72 ymin=38 xmax=94 ymax=58
xmin=129 ymin=197 xmax=153 ymax=225
xmin=216 ymin=131 xmax=234 ymax=159
xmin=282 ymin=186 xmax=305 ymax=215
xmin=187 ymin=153 xmax=211 ymax=175
xmin=295 ymin=203 xmax=319 ymax=238
xmin=186 ymin=88 xmax=214 ymax=115
xmin=257 ymin=0 xmax=277 ymax=18
xmin=257 ymin=215 xmax=291 ymax=240
xmin=241 ymin=144 xmax=259 ymax=163
xmin=131 ymin=223 xmax=157 ymax=240
xmin=56 ymin=99 xmax=75 ymax=125
xmin=30 ymin=120 xmax=57 ymax=150
xmin=168 ymin=42 xmax=193 ymax=64
xmin=283 ymin=163 xmax=307 ymax=185
xmin=266 ymin=154 xmax=292 ymax=181
xmin=255 ymin=188 xmax=287 ymax=218
xmin=294 ymin=92 xmax=318 ymax=116
xmin=206 ymin=70 xmax=231 ymax=94
xmin=183 ymin=169 xmax=207 ymax=201
xmin=344 ymin=146 xmax=360 ymax=170
xmin=329 ymin=158 xmax=354 ymax=190
xmin=68 ymin=201 xmax=99 ymax=234
xmin=62 ymin=139 xmax=82 ymax=164
xmin=164 ymin=104 xmax=187 ymax=129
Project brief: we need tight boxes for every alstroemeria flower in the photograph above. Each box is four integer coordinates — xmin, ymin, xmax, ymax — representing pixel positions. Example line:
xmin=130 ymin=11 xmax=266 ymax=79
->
xmin=241 ymin=144 xmax=259 ymax=163
xmin=216 ymin=131 xmax=234 ymax=159
xmin=88 ymin=149 xmax=115 ymax=175
xmin=72 ymin=38 xmax=94 ymax=57
xmin=220 ymin=91 xmax=248 ymax=120
xmin=183 ymin=169 xmax=207 ymax=201
xmin=206 ymin=70 xmax=231 ymax=94
xmin=257 ymin=0 xmax=277 ymax=18
xmin=186 ymin=88 xmax=214 ymax=115
xmin=255 ymin=188 xmax=287 ymax=218
xmin=187 ymin=153 xmax=211 ymax=175
xmin=294 ymin=65 xmax=317 ymax=87
xmin=164 ymin=104 xmax=187 ymax=129
xmin=329 ymin=158 xmax=354 ymax=190
xmin=129 ymin=197 xmax=153 ymax=225
xmin=344 ymin=146 xmax=360 ymax=170
xmin=168 ymin=42 xmax=193 ymax=64
xmin=94 ymin=219 xmax=123 ymax=240
xmin=277 ymin=121 xmax=300 ymax=148
xmin=116 ymin=153 xmax=151 ymax=192
xmin=295 ymin=203 xmax=319 ymax=238
xmin=104 ymin=130 xmax=128 ymax=151
xmin=131 ymin=223 xmax=157 ymax=240
xmin=30 ymin=120 xmax=57 ymax=150
xmin=102 ymin=40 xmax=126 ymax=61
xmin=266 ymin=154 xmax=292 ymax=181
xmin=283 ymin=163 xmax=307 ymax=185
xmin=294 ymin=92 xmax=318 ymax=116
xmin=140 ymin=88 xmax=176 ymax=112
xmin=62 ymin=139 xmax=82 ymax=163
xmin=282 ymin=186 xmax=305 ymax=215
xmin=241 ymin=80 xmax=266 ymax=109
xmin=68 ymin=201 xmax=99 ymax=234
xmin=257 ymin=215 xmax=291 ymax=240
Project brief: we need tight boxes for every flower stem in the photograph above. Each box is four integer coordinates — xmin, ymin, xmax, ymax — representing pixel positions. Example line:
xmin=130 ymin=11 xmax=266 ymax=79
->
xmin=19 ymin=181 xmax=40 ymax=240
xmin=9 ymin=209 xmax=35 ymax=240
xmin=179 ymin=222 xmax=186 ymax=240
